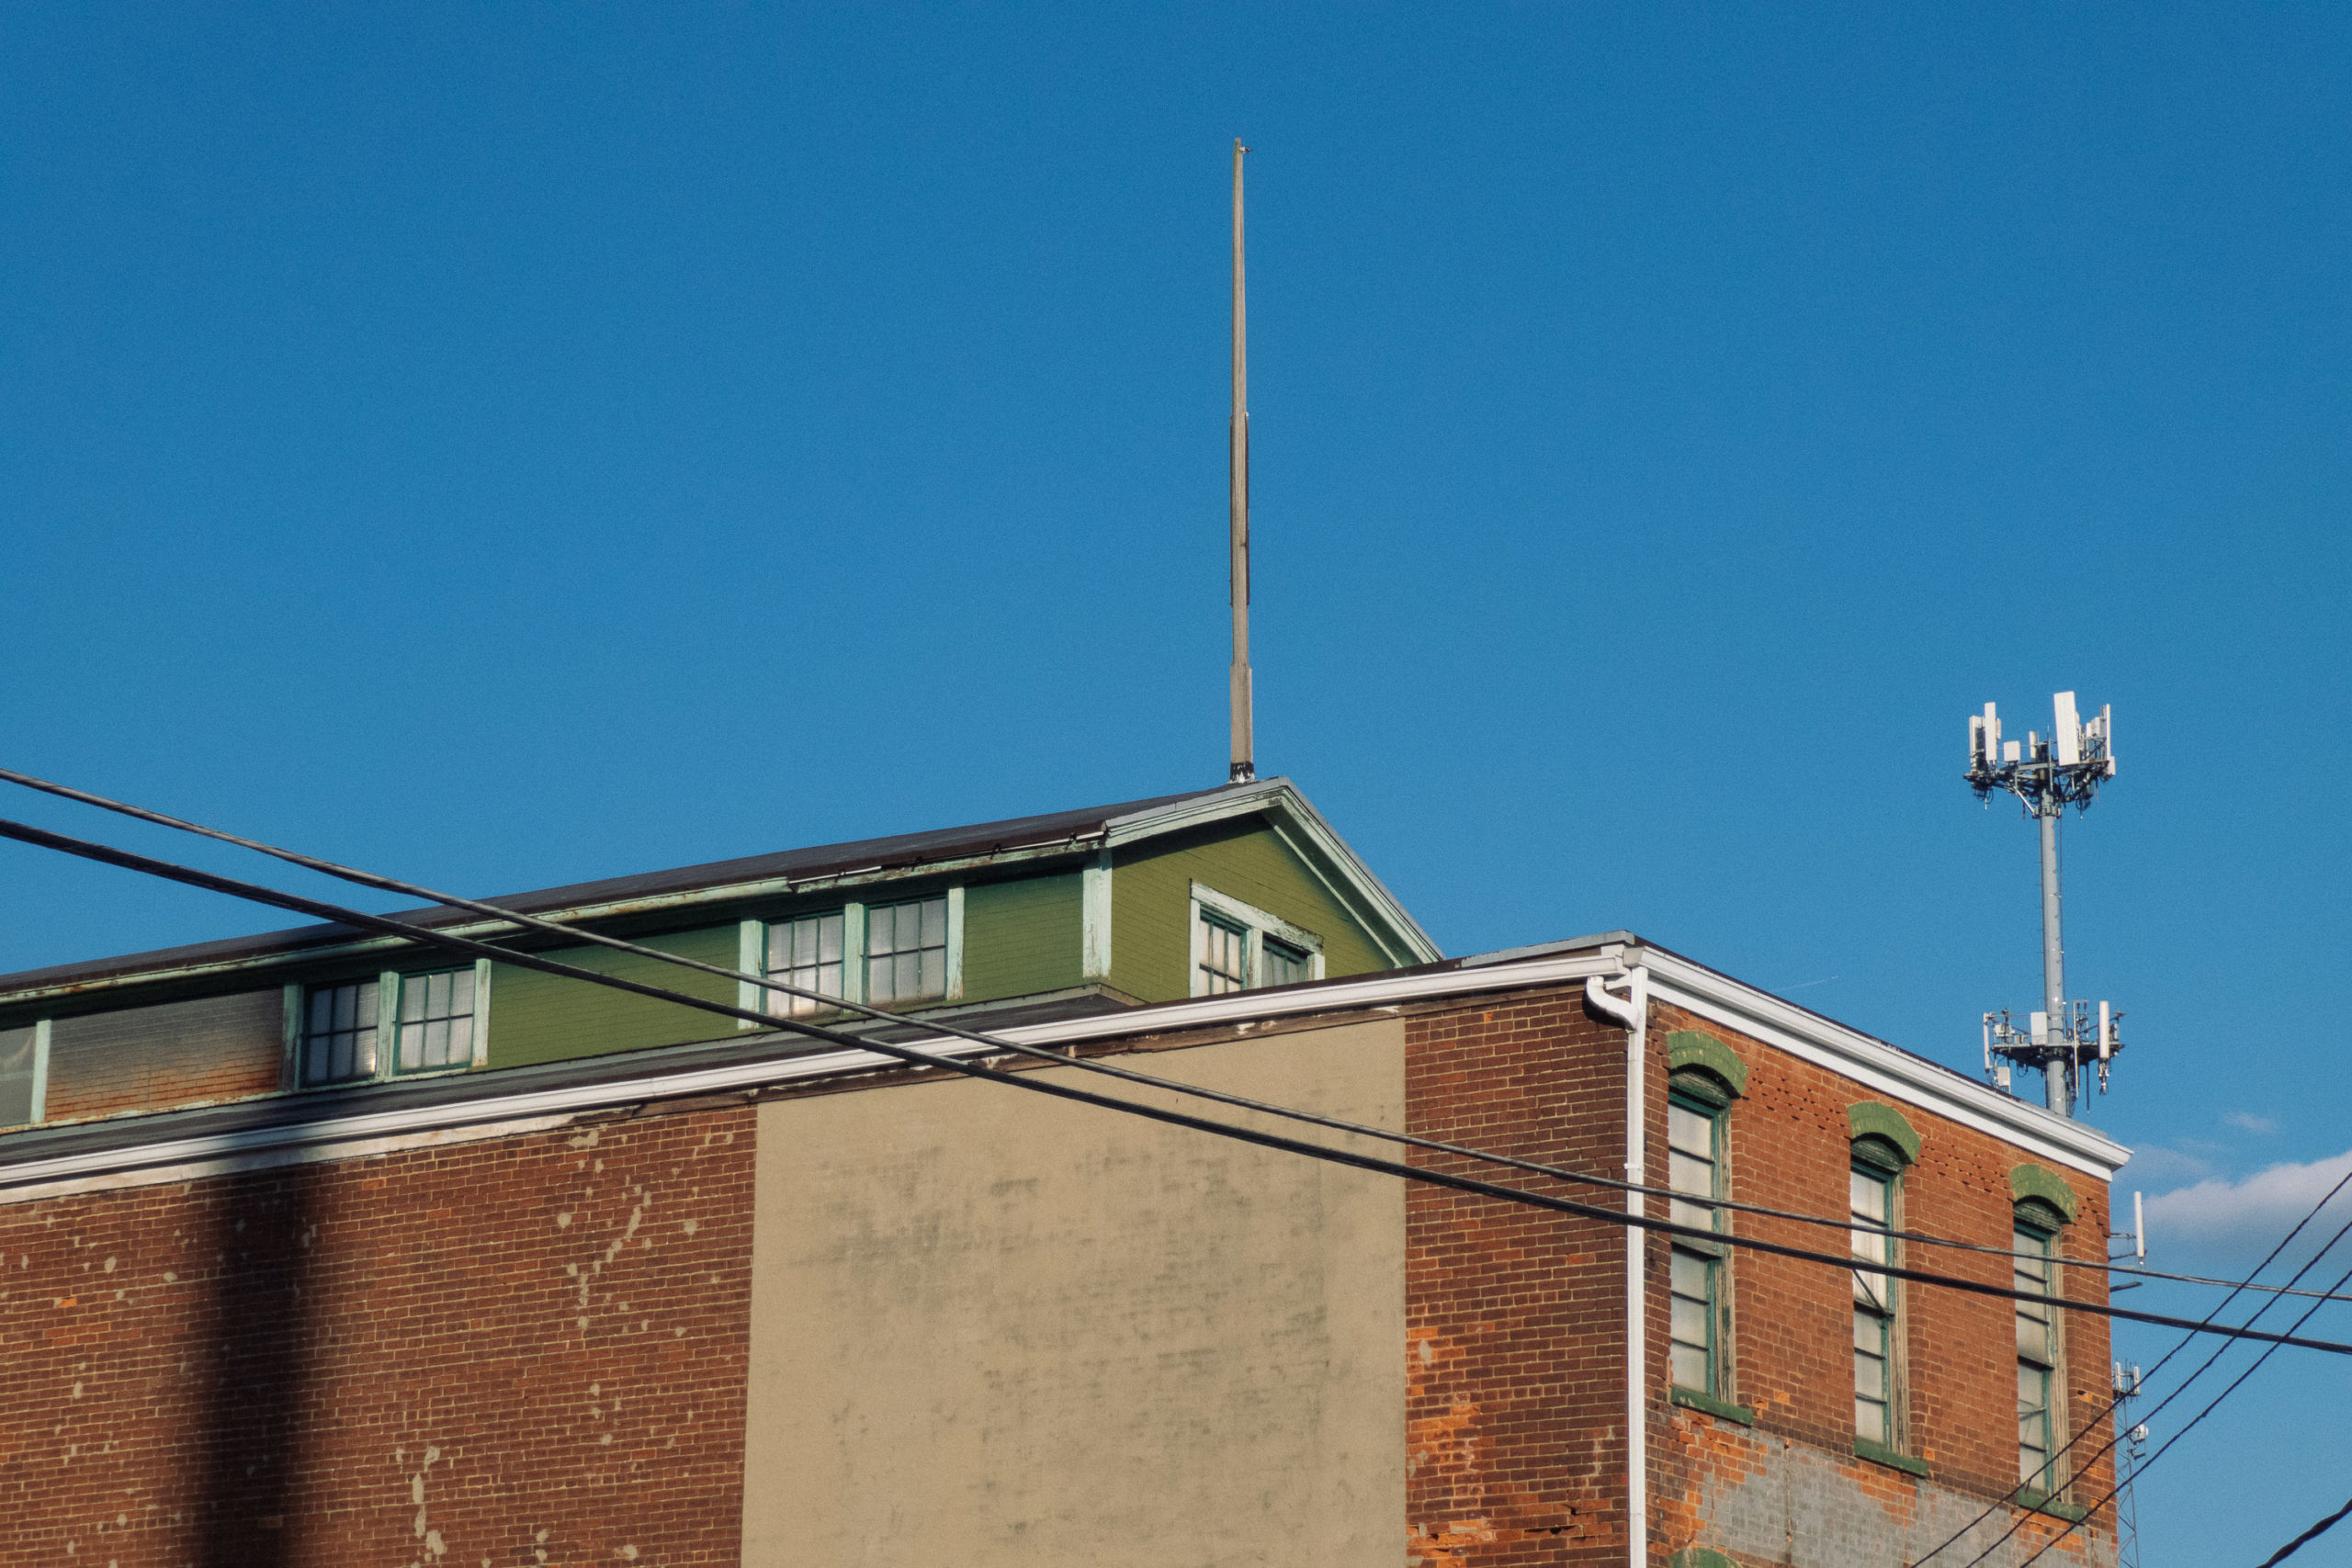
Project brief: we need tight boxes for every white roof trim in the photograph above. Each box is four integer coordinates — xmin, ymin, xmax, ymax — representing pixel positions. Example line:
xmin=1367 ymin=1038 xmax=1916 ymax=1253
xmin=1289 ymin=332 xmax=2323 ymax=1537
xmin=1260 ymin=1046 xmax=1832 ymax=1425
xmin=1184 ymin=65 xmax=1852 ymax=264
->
xmin=1637 ymin=949 xmax=2128 ymax=1179
xmin=0 ymin=936 xmax=2125 ymax=1201
xmin=1105 ymin=778 xmax=1442 ymax=965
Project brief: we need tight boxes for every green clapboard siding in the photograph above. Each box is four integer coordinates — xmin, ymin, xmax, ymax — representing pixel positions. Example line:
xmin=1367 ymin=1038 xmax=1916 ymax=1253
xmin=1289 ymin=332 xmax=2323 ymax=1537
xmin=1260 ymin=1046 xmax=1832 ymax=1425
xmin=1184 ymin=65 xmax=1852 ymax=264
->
xmin=488 ymin=925 xmax=741 ymax=1069
xmin=1110 ymin=819 xmax=1389 ymax=1003
xmin=961 ymin=873 xmax=1082 ymax=1001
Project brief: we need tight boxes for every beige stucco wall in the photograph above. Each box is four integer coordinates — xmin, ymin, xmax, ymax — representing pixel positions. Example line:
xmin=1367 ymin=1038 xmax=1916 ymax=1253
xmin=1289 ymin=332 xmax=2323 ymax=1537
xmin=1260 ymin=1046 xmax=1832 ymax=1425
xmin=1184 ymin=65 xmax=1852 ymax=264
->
xmin=739 ymin=1019 xmax=1408 ymax=1566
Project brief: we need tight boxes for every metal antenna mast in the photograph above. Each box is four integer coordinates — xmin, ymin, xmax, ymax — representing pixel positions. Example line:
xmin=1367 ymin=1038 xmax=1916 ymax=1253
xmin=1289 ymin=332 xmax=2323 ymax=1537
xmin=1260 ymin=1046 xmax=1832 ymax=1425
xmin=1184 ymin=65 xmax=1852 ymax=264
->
xmin=1227 ymin=138 xmax=1255 ymax=784
xmin=1966 ymin=692 xmax=2124 ymax=1118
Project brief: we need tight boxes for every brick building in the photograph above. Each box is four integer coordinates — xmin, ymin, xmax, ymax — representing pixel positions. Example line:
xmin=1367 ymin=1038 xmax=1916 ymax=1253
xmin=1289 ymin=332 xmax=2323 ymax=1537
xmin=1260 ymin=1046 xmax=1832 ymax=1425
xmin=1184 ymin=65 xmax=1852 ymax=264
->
xmin=0 ymin=781 xmax=2127 ymax=1566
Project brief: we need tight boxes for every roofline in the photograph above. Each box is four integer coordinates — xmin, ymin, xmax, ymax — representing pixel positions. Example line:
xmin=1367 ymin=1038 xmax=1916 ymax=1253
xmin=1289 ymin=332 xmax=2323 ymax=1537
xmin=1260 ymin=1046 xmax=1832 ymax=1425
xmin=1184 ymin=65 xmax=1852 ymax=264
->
xmin=1103 ymin=777 xmax=1442 ymax=965
xmin=0 ymin=933 xmax=2123 ymax=1205
xmin=0 ymin=778 xmax=1441 ymax=1006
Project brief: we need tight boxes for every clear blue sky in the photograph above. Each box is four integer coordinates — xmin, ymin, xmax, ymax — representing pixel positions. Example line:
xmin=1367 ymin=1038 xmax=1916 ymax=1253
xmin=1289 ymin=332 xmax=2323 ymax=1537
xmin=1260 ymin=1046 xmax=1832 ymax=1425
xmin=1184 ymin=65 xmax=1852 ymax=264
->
xmin=4 ymin=6 xmax=2347 ymax=1559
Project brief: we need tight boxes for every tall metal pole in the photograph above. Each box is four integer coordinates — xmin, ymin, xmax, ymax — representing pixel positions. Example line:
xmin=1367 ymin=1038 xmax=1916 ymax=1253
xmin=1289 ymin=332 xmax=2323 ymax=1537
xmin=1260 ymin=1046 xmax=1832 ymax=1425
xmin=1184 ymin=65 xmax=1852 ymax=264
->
xmin=2039 ymin=806 xmax=2068 ymax=1115
xmin=1227 ymin=139 xmax=1254 ymax=784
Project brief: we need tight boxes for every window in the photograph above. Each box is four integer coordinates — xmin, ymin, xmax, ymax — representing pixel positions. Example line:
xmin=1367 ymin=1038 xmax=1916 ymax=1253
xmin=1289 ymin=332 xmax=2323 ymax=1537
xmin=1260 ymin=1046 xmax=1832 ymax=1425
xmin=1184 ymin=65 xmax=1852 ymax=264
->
xmin=303 ymin=978 xmax=379 ymax=1085
xmin=1668 ymin=1090 xmax=1727 ymax=1397
xmin=2016 ymin=1222 xmax=2059 ymax=1489
xmin=1187 ymin=883 xmax=1325 ymax=998
xmin=746 ymin=893 xmax=963 ymax=1024
xmin=1852 ymin=1163 xmax=1896 ymax=1445
xmin=867 ymin=896 xmax=949 ymax=1007
xmin=765 ymin=911 xmax=847 ymax=1018
xmin=1199 ymin=913 xmax=1250 ymax=995
xmin=299 ymin=965 xmax=486 ymax=1087
xmin=395 ymin=968 xmax=477 ymax=1073
xmin=0 ymin=1021 xmax=47 ymax=1129
xmin=1261 ymin=936 xmax=1313 ymax=988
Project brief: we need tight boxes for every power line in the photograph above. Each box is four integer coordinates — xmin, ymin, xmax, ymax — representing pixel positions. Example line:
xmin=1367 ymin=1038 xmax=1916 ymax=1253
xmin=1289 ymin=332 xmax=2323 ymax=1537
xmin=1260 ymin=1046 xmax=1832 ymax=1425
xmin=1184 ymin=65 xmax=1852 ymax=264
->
xmin=6 ymin=807 xmax=2352 ymax=1360
xmin=1998 ymin=1245 xmax=2352 ymax=1568
xmin=1911 ymin=1162 xmax=2352 ymax=1566
xmin=6 ymin=767 xmax=2341 ymax=1310
xmin=2253 ymin=1493 xmax=2352 ymax=1568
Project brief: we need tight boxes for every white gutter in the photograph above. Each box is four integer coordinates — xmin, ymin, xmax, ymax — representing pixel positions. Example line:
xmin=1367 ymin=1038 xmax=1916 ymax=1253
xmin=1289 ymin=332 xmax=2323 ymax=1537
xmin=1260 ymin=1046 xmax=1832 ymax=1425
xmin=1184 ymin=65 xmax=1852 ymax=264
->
xmin=1584 ymin=963 xmax=1648 ymax=1568
xmin=0 ymin=953 xmax=1623 ymax=1201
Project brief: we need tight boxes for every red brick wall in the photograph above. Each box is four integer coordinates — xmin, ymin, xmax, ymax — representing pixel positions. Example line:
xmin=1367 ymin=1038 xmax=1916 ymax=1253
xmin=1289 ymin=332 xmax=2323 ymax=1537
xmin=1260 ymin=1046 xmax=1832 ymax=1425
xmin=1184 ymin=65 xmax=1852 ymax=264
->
xmin=1643 ymin=998 xmax=2114 ymax=1553
xmin=0 ymin=1105 xmax=755 ymax=1567
xmin=1407 ymin=988 xmax=1633 ymax=1567
xmin=1405 ymin=986 xmax=2115 ymax=1568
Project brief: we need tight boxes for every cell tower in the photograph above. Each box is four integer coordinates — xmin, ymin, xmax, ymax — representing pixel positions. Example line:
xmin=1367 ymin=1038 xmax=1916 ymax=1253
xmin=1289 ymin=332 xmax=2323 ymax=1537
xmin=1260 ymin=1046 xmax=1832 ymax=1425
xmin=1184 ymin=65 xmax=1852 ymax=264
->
xmin=1964 ymin=691 xmax=2124 ymax=1119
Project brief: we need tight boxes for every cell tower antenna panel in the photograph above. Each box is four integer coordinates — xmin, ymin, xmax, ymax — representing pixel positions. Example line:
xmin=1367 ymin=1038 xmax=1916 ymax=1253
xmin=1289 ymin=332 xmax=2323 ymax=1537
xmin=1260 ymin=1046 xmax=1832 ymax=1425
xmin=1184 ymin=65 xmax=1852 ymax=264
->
xmin=1965 ymin=691 xmax=2126 ymax=1120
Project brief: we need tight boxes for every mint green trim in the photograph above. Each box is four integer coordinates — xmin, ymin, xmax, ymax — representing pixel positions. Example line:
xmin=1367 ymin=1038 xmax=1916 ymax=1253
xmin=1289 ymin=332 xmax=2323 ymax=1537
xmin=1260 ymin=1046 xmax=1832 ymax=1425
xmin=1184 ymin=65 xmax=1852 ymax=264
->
xmin=2013 ymin=1486 xmax=2087 ymax=1522
xmin=1854 ymin=1438 xmax=1928 ymax=1477
xmin=1848 ymin=1101 xmax=1922 ymax=1167
xmin=1080 ymin=848 xmax=1114 ymax=980
xmin=2009 ymin=1163 xmax=2081 ymax=1224
xmin=375 ymin=970 xmax=401 ymax=1077
xmin=735 ymin=919 xmax=764 ymax=1030
xmin=842 ymin=902 xmax=868 ymax=1005
xmin=22 ymin=1019 xmax=51 ymax=1124
xmin=1670 ymin=1385 xmax=1755 ymax=1426
xmin=470 ymin=957 xmax=493 ymax=1068
xmin=944 ymin=886 xmax=967 ymax=1001
xmin=1670 ymin=1551 xmax=1736 ymax=1568
xmin=281 ymin=982 xmax=304 ymax=1089
xmin=1666 ymin=1031 xmax=1747 ymax=1099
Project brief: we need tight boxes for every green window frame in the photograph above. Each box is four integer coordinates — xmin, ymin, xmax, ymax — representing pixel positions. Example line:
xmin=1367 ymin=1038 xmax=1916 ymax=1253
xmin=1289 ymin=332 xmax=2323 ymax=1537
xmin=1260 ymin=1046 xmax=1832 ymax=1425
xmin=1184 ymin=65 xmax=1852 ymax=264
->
xmin=2015 ymin=1218 xmax=2060 ymax=1490
xmin=1667 ymin=1084 xmax=1730 ymax=1399
xmin=1187 ymin=882 xmax=1326 ymax=998
xmin=295 ymin=962 xmax=490 ymax=1088
xmin=1851 ymin=1157 xmax=1898 ymax=1446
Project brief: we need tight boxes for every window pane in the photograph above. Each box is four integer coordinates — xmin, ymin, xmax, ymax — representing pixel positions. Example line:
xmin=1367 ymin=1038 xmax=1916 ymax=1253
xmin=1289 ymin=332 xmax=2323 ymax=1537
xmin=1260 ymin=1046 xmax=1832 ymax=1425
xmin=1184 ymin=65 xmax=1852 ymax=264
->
xmin=1668 ymin=1103 xmax=1713 ymax=1158
xmin=1670 ymin=1291 xmax=1711 ymax=1349
xmin=302 ymin=979 xmax=385 ymax=1086
xmin=768 ymin=912 xmax=856 ymax=1017
xmin=1671 ymin=1341 xmax=1712 ymax=1392
xmin=1199 ymin=912 xmax=1248 ymax=995
xmin=1262 ymin=938 xmax=1310 ymax=988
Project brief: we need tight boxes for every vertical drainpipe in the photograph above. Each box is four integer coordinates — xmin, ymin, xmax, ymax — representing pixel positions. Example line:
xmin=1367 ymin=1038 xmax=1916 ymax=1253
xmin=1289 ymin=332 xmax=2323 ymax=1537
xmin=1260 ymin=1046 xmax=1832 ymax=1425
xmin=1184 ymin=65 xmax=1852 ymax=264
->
xmin=1585 ymin=962 xmax=1650 ymax=1568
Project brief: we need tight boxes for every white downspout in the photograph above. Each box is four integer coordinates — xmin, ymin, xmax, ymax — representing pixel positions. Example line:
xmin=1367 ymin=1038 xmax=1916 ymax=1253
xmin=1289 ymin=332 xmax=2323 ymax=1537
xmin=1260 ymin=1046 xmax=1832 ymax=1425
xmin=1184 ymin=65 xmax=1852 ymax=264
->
xmin=1586 ymin=962 xmax=1650 ymax=1568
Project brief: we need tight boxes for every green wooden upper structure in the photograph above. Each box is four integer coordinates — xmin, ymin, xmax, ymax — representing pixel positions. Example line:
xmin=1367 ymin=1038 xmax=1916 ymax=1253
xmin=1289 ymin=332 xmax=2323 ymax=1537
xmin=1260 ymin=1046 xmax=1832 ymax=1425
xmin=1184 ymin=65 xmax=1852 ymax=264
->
xmin=0 ymin=779 xmax=1440 ymax=1131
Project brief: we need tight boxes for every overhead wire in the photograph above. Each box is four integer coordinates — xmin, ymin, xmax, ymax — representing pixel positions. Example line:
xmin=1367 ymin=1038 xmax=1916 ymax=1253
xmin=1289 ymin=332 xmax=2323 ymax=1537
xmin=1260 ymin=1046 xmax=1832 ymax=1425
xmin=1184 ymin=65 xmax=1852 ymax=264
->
xmin=3 ymin=766 xmax=2342 ymax=1308
xmin=1996 ymin=1240 xmax=2352 ymax=1568
xmin=1910 ymin=1161 xmax=2352 ymax=1567
xmin=5 ymin=807 xmax=2352 ymax=1359
xmin=2252 ymin=1492 xmax=2352 ymax=1568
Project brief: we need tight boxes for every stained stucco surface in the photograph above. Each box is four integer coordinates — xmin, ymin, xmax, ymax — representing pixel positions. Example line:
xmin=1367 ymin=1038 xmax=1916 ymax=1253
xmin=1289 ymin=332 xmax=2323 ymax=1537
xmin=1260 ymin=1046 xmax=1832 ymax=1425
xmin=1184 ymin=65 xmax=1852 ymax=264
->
xmin=740 ymin=1019 xmax=1407 ymax=1566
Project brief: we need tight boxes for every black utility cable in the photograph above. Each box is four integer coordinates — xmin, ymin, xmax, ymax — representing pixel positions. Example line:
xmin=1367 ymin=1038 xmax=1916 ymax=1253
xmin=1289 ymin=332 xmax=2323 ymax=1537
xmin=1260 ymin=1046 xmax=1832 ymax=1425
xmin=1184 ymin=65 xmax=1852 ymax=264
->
xmin=1911 ymin=1162 xmax=2352 ymax=1567
xmin=1997 ymin=1245 xmax=2352 ymax=1568
xmin=2254 ymin=1493 xmax=2352 ymax=1568
xmin=1 ymin=766 xmax=2332 ymax=1306
xmin=4 ymin=812 xmax=2350 ymax=1360
xmin=1976 ymin=1200 xmax=2352 ymax=1562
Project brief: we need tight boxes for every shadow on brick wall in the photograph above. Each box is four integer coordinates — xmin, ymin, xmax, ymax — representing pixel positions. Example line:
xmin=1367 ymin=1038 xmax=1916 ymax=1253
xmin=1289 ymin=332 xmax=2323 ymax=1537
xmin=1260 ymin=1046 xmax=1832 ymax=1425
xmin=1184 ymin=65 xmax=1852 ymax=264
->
xmin=193 ymin=1165 xmax=316 ymax=1566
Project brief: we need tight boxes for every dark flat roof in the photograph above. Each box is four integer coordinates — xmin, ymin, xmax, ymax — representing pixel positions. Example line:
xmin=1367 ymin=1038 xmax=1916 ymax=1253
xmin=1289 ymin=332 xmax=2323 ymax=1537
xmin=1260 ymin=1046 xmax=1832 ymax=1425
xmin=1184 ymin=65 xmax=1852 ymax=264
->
xmin=0 ymin=784 xmax=1244 ymax=997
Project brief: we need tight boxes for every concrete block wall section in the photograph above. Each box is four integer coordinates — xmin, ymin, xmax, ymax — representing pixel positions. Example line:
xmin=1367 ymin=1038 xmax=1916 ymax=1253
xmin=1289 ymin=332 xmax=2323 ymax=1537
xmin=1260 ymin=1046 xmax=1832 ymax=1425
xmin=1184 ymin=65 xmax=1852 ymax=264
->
xmin=0 ymin=1106 xmax=755 ymax=1568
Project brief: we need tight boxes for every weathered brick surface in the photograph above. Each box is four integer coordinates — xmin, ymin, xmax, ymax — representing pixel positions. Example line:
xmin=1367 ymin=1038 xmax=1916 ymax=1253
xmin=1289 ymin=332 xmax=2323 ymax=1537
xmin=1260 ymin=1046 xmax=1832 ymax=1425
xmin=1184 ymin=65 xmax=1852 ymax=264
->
xmin=1407 ymin=991 xmax=1631 ymax=1566
xmin=1407 ymin=987 xmax=2115 ymax=1568
xmin=0 ymin=1107 xmax=754 ymax=1567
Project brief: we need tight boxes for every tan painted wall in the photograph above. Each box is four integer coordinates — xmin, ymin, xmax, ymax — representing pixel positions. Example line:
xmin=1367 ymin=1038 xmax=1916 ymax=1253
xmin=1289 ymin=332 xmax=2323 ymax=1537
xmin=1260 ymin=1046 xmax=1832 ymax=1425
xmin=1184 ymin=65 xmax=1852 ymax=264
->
xmin=740 ymin=1019 xmax=1408 ymax=1566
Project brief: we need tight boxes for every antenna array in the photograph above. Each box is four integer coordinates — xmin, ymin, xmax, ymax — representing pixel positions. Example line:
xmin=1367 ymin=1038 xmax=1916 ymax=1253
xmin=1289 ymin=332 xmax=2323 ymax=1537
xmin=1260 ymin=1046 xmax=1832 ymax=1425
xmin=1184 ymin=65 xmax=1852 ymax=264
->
xmin=1965 ymin=691 xmax=2125 ymax=1118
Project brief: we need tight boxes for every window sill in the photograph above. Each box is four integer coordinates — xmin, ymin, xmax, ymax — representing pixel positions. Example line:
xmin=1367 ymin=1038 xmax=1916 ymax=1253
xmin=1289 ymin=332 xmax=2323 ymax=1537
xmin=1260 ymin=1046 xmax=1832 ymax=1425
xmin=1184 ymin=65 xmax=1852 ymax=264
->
xmin=2013 ymin=1486 xmax=2087 ymax=1522
xmin=1853 ymin=1438 xmax=1929 ymax=1478
xmin=1670 ymin=1386 xmax=1755 ymax=1427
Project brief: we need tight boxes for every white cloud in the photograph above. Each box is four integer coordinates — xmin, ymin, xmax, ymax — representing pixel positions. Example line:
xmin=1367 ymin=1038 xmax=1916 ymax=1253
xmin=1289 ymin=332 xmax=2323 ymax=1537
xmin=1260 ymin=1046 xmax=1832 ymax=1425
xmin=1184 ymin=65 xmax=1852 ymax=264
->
xmin=2222 ymin=1110 xmax=2280 ymax=1136
xmin=2117 ymin=1145 xmax=2216 ymax=1188
xmin=2143 ymin=1149 xmax=2352 ymax=1277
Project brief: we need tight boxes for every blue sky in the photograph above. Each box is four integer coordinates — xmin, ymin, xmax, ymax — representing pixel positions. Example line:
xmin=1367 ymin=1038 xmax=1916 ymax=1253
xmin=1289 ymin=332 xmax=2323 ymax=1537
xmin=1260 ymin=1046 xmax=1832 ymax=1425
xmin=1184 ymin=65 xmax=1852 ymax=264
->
xmin=3 ymin=5 xmax=2348 ymax=1559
